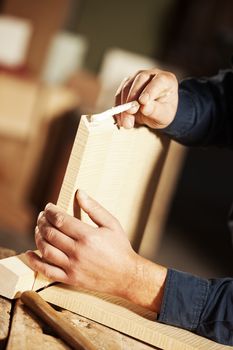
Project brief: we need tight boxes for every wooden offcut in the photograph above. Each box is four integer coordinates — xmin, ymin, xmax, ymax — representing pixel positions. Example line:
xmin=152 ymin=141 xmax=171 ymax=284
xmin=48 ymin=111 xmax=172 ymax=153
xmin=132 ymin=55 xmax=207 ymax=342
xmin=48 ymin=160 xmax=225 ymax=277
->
xmin=40 ymin=284 xmax=231 ymax=350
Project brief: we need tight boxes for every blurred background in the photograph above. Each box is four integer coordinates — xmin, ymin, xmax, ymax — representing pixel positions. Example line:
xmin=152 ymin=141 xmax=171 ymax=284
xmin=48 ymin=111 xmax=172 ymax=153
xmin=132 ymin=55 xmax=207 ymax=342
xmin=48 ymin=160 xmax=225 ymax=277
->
xmin=0 ymin=0 xmax=232 ymax=277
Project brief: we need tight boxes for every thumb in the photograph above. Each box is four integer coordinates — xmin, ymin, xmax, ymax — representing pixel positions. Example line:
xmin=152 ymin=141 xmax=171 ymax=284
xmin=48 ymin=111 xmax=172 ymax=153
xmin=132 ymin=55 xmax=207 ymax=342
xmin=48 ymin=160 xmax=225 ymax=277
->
xmin=76 ymin=190 xmax=120 ymax=230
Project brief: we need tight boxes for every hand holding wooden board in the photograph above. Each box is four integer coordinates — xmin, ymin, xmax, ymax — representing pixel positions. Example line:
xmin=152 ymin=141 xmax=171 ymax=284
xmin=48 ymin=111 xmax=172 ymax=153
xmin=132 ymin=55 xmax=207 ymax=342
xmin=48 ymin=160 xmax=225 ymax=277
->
xmin=0 ymin=106 xmax=170 ymax=299
xmin=0 ymin=104 xmax=210 ymax=350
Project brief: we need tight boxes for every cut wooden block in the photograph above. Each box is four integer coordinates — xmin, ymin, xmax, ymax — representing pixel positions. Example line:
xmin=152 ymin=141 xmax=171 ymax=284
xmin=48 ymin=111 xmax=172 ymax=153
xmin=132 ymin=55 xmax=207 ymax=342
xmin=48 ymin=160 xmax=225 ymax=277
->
xmin=0 ymin=113 xmax=172 ymax=298
xmin=57 ymin=114 xmax=169 ymax=247
xmin=40 ymin=284 xmax=231 ymax=350
xmin=0 ymin=252 xmax=51 ymax=299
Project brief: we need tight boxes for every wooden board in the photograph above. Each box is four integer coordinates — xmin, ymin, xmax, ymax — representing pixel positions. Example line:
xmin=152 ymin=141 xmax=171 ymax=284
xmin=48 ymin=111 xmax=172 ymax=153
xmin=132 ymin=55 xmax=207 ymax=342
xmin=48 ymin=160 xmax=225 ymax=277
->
xmin=6 ymin=300 xmax=69 ymax=350
xmin=57 ymin=114 xmax=169 ymax=248
xmin=0 ymin=297 xmax=11 ymax=350
xmin=6 ymin=300 xmax=157 ymax=350
xmin=40 ymin=284 xmax=231 ymax=350
xmin=0 ymin=248 xmax=15 ymax=349
xmin=0 ymin=113 xmax=171 ymax=299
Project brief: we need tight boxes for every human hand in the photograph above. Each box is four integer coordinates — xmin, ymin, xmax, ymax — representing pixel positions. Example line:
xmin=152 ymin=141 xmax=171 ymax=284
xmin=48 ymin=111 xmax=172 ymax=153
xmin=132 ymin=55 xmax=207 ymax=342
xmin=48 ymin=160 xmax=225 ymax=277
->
xmin=26 ymin=190 xmax=139 ymax=299
xmin=27 ymin=190 xmax=167 ymax=312
xmin=115 ymin=68 xmax=178 ymax=129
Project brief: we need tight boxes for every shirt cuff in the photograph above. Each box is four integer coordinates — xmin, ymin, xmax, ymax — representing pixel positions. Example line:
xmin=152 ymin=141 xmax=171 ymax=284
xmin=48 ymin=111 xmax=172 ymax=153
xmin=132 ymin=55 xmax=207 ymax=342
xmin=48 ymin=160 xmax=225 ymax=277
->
xmin=158 ymin=269 xmax=209 ymax=331
xmin=162 ymin=88 xmax=196 ymax=139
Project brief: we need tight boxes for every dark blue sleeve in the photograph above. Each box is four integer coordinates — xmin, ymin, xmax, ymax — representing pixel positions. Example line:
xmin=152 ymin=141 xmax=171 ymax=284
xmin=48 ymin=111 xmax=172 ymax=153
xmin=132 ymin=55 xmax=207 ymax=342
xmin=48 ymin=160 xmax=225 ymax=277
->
xmin=157 ymin=269 xmax=233 ymax=345
xmin=163 ymin=69 xmax=233 ymax=148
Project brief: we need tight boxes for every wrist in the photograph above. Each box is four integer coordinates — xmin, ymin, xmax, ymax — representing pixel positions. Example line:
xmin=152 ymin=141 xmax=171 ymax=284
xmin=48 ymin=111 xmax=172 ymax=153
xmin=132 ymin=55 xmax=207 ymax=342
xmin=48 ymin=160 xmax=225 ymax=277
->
xmin=123 ymin=253 xmax=167 ymax=313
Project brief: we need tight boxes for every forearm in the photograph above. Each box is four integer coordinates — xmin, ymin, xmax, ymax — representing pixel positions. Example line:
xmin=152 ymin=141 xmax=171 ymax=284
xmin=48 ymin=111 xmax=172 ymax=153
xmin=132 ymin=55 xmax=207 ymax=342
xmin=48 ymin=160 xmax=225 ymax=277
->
xmin=158 ymin=269 xmax=233 ymax=345
xmin=163 ymin=69 xmax=233 ymax=148
xmin=123 ymin=254 xmax=167 ymax=314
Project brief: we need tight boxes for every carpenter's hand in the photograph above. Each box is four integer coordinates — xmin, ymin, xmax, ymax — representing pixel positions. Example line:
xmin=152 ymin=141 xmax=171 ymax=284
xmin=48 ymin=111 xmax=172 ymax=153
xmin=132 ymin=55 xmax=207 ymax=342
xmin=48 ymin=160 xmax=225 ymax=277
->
xmin=26 ymin=190 xmax=167 ymax=313
xmin=115 ymin=68 xmax=178 ymax=129
xmin=26 ymin=190 xmax=138 ymax=299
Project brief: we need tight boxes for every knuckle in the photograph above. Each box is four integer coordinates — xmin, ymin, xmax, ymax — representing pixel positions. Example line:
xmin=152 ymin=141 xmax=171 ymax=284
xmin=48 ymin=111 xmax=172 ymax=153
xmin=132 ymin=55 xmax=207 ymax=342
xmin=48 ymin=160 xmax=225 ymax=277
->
xmin=108 ymin=217 xmax=120 ymax=230
xmin=69 ymin=240 xmax=79 ymax=258
xmin=137 ymin=72 xmax=150 ymax=82
xmin=86 ymin=202 xmax=100 ymax=216
xmin=43 ymin=268 xmax=53 ymax=280
xmin=44 ymin=226 xmax=54 ymax=242
xmin=40 ymin=244 xmax=50 ymax=259
xmin=54 ymin=212 xmax=65 ymax=228
xmin=37 ymin=238 xmax=51 ymax=259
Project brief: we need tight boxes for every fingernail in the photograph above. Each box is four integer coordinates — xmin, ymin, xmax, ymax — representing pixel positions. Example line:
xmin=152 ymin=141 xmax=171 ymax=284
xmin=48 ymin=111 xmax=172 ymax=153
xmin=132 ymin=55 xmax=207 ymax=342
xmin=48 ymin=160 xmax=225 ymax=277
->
xmin=77 ymin=189 xmax=88 ymax=200
xmin=38 ymin=211 xmax=44 ymax=220
xmin=127 ymin=104 xmax=139 ymax=114
xmin=122 ymin=117 xmax=134 ymax=129
xmin=139 ymin=92 xmax=150 ymax=104
xmin=143 ymin=102 xmax=154 ymax=116
xmin=45 ymin=203 xmax=52 ymax=210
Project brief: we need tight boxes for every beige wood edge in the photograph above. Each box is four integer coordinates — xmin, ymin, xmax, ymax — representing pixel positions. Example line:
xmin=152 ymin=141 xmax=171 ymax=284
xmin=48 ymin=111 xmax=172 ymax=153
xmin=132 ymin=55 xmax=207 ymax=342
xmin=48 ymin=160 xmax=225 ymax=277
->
xmin=39 ymin=284 xmax=230 ymax=350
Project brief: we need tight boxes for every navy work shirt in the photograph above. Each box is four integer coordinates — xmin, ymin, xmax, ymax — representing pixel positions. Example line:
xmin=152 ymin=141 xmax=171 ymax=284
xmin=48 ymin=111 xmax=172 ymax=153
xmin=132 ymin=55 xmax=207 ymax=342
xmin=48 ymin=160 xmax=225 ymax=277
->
xmin=157 ymin=69 xmax=233 ymax=345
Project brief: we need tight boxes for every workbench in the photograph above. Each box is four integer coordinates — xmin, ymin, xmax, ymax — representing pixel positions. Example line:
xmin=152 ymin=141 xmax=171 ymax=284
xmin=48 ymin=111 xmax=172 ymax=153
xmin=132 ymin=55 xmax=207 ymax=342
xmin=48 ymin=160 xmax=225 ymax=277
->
xmin=0 ymin=247 xmax=158 ymax=349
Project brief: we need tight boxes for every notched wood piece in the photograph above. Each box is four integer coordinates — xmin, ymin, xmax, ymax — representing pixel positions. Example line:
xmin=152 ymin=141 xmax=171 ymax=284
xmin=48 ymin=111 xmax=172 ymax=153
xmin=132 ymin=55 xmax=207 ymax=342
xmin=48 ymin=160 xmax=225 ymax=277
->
xmin=6 ymin=300 xmax=69 ymax=350
xmin=0 ymin=247 xmax=15 ymax=348
xmin=0 ymin=297 xmax=12 ymax=349
xmin=0 ymin=252 xmax=52 ymax=300
xmin=0 ymin=254 xmax=35 ymax=299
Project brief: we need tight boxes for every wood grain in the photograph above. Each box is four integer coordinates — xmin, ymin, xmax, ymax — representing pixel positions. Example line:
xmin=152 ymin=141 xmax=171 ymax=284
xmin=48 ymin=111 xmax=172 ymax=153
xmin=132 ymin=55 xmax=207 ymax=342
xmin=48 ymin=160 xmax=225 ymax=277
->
xmin=57 ymin=115 xmax=169 ymax=249
xmin=6 ymin=300 xmax=69 ymax=350
xmin=0 ymin=248 xmax=15 ymax=349
xmin=21 ymin=291 xmax=97 ymax=350
xmin=0 ymin=113 xmax=171 ymax=299
xmin=40 ymin=284 xmax=231 ymax=350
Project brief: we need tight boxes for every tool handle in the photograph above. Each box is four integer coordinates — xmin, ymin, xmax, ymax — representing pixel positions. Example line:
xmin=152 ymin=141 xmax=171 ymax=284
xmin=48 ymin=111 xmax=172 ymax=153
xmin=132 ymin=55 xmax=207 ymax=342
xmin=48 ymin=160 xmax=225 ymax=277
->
xmin=21 ymin=291 xmax=96 ymax=350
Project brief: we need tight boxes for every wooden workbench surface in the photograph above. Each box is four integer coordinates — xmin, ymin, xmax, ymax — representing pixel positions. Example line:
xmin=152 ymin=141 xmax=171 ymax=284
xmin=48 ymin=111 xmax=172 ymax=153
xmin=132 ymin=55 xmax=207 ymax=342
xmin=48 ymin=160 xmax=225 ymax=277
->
xmin=0 ymin=247 xmax=158 ymax=349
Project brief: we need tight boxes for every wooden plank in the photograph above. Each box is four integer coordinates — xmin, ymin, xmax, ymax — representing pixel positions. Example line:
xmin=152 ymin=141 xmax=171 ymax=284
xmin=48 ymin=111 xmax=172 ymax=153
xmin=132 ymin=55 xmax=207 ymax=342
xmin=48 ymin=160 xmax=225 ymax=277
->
xmin=0 ymin=297 xmax=12 ymax=350
xmin=6 ymin=299 xmax=157 ymax=350
xmin=57 ymin=115 xmax=169 ymax=248
xmin=40 ymin=284 xmax=231 ymax=350
xmin=0 ymin=248 xmax=15 ymax=350
xmin=6 ymin=300 xmax=69 ymax=350
xmin=62 ymin=311 xmax=158 ymax=350
xmin=0 ymin=113 xmax=170 ymax=299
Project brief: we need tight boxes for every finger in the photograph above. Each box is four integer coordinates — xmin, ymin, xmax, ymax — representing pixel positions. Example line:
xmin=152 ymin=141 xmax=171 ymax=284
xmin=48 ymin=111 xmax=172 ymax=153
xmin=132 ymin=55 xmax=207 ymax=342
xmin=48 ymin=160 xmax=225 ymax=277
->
xmin=115 ymin=77 xmax=134 ymax=126
xmin=115 ymin=77 xmax=129 ymax=106
xmin=76 ymin=190 xmax=120 ymax=230
xmin=139 ymin=101 xmax=174 ymax=128
xmin=37 ymin=218 xmax=77 ymax=257
xmin=120 ymin=72 xmax=154 ymax=129
xmin=127 ymin=71 xmax=154 ymax=103
xmin=35 ymin=227 xmax=71 ymax=268
xmin=139 ymin=73 xmax=174 ymax=104
xmin=44 ymin=203 xmax=96 ymax=239
xmin=121 ymin=112 xmax=135 ymax=129
xmin=26 ymin=250 xmax=68 ymax=283
xmin=115 ymin=77 xmax=130 ymax=126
